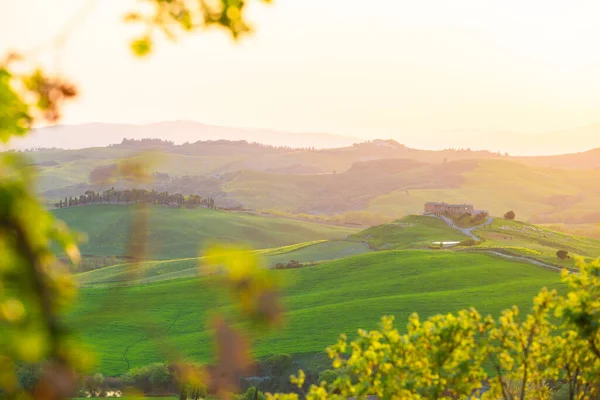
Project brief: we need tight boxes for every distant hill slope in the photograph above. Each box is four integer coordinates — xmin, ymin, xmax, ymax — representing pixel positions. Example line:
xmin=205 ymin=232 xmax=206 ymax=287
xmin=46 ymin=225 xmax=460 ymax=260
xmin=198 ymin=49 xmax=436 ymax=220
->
xmin=366 ymin=159 xmax=600 ymax=224
xmin=27 ymin=139 xmax=505 ymax=194
xmin=516 ymin=147 xmax=600 ymax=170
xmin=41 ymin=156 xmax=600 ymax=226
xmin=12 ymin=121 xmax=360 ymax=150
xmin=26 ymin=139 xmax=600 ymax=227
xmin=70 ymin=250 xmax=561 ymax=375
xmin=52 ymin=205 xmax=358 ymax=259
xmin=471 ymin=218 xmax=600 ymax=265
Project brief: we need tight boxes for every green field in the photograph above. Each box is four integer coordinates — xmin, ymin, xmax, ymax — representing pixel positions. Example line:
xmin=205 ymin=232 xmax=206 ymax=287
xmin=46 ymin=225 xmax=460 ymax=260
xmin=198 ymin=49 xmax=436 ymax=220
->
xmin=347 ymin=214 xmax=600 ymax=268
xmin=53 ymin=205 xmax=358 ymax=259
xmin=472 ymin=218 xmax=600 ymax=266
xmin=70 ymin=250 xmax=561 ymax=375
xmin=348 ymin=215 xmax=465 ymax=250
xmin=77 ymin=240 xmax=371 ymax=285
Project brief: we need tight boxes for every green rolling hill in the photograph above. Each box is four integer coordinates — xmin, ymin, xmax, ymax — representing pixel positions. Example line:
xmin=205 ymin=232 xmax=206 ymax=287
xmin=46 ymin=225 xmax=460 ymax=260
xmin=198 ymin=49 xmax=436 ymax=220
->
xmin=348 ymin=215 xmax=465 ymax=250
xmin=472 ymin=218 xmax=600 ymax=265
xmin=30 ymin=140 xmax=600 ymax=233
xmin=70 ymin=250 xmax=561 ymax=375
xmin=76 ymin=240 xmax=371 ymax=286
xmin=72 ymin=212 xmax=600 ymax=285
xmin=52 ymin=205 xmax=358 ymax=259
xmin=348 ymin=214 xmax=600 ymax=268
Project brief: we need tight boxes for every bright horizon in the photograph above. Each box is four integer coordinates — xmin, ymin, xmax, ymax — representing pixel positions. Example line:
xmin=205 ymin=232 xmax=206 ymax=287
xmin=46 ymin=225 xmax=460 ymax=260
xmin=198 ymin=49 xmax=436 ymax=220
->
xmin=2 ymin=0 xmax=600 ymax=154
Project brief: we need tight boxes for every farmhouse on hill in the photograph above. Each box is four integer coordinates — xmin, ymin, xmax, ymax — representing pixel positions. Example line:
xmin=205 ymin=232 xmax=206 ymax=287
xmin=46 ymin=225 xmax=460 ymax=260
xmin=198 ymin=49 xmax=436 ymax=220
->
xmin=424 ymin=202 xmax=488 ymax=216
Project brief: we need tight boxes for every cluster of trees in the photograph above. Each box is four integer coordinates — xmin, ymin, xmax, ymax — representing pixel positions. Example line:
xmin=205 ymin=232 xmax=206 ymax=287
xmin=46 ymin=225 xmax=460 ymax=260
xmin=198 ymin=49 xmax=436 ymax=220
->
xmin=14 ymin=355 xmax=297 ymax=398
xmin=114 ymin=137 xmax=319 ymax=152
xmin=15 ymin=362 xmax=199 ymax=398
xmin=458 ymin=238 xmax=479 ymax=247
xmin=115 ymin=138 xmax=175 ymax=146
xmin=54 ymin=188 xmax=217 ymax=209
xmin=556 ymin=249 xmax=570 ymax=260
xmin=273 ymin=260 xmax=305 ymax=269
xmin=76 ymin=255 xmax=120 ymax=273
xmin=436 ymin=147 xmax=509 ymax=157
xmin=504 ymin=210 xmax=516 ymax=220
xmin=443 ymin=210 xmax=488 ymax=228
xmin=182 ymin=139 xmax=316 ymax=151
xmin=152 ymin=171 xmax=171 ymax=181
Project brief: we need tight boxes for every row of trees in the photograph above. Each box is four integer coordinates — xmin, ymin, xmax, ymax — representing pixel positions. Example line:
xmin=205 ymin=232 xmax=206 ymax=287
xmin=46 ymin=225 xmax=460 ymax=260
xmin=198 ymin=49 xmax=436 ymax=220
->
xmin=114 ymin=137 xmax=319 ymax=152
xmin=15 ymin=362 xmax=199 ymax=398
xmin=116 ymin=138 xmax=175 ymax=146
xmin=54 ymin=188 xmax=217 ymax=209
xmin=15 ymin=354 xmax=296 ymax=398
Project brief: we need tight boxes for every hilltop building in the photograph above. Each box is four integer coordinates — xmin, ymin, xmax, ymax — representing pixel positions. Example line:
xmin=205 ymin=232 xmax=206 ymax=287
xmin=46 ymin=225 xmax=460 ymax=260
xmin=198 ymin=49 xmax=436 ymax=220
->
xmin=424 ymin=202 xmax=487 ymax=216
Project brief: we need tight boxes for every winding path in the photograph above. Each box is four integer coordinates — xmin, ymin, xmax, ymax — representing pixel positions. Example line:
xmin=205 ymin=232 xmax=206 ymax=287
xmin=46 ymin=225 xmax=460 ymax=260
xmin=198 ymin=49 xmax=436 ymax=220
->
xmin=424 ymin=213 xmax=577 ymax=274
xmin=425 ymin=214 xmax=493 ymax=241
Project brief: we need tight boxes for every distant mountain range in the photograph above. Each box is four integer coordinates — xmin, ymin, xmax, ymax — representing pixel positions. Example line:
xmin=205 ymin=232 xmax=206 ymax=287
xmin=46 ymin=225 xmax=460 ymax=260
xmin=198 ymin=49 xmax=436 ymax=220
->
xmin=10 ymin=121 xmax=360 ymax=150
xmin=9 ymin=120 xmax=600 ymax=156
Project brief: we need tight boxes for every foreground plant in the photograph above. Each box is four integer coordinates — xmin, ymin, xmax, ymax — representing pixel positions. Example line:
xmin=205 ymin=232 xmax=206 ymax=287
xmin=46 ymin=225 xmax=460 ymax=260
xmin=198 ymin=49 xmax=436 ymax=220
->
xmin=0 ymin=1 xmax=272 ymax=397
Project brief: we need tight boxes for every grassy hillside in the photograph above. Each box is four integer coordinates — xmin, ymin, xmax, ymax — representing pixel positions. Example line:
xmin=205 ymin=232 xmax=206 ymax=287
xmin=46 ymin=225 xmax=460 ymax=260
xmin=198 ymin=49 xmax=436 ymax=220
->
xmin=53 ymin=205 xmax=358 ymax=259
xmin=70 ymin=250 xmax=560 ymax=375
xmin=472 ymin=218 xmax=600 ymax=266
xmin=348 ymin=215 xmax=465 ymax=250
xmin=221 ymin=159 xmax=475 ymax=213
xmin=368 ymin=159 xmax=600 ymax=222
xmin=77 ymin=240 xmax=371 ymax=285
xmin=76 ymin=214 xmax=600 ymax=286
xmin=36 ymin=144 xmax=600 ymax=228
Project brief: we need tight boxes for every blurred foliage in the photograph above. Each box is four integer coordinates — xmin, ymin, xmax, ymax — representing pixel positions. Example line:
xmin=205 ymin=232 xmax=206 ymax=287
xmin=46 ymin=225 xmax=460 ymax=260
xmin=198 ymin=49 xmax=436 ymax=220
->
xmin=126 ymin=0 xmax=273 ymax=56
xmin=0 ymin=67 xmax=31 ymax=142
xmin=0 ymin=1 xmax=272 ymax=397
xmin=204 ymin=245 xmax=283 ymax=328
xmin=0 ymin=57 xmax=84 ymax=398
xmin=260 ymin=354 xmax=292 ymax=377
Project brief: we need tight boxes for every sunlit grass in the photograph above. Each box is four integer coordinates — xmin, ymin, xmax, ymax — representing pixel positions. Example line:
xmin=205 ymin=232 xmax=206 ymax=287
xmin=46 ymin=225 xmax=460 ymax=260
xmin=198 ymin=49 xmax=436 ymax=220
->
xmin=53 ymin=204 xmax=358 ymax=259
xmin=70 ymin=250 xmax=560 ymax=375
xmin=77 ymin=240 xmax=371 ymax=285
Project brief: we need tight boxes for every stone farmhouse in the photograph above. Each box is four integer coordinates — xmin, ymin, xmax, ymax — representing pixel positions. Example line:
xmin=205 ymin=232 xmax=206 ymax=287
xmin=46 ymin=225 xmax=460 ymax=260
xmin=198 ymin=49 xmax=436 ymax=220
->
xmin=424 ymin=202 xmax=488 ymax=216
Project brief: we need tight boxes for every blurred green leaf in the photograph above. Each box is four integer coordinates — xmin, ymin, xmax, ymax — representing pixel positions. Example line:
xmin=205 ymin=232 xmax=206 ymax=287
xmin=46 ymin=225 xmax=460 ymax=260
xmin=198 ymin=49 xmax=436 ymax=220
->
xmin=0 ymin=68 xmax=32 ymax=143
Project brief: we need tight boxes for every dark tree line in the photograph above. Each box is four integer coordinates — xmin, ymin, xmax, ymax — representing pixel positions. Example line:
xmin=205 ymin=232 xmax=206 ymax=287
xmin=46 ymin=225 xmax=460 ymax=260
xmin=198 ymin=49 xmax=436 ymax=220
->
xmin=113 ymin=137 xmax=318 ymax=151
xmin=116 ymin=138 xmax=175 ymax=146
xmin=54 ymin=188 xmax=216 ymax=209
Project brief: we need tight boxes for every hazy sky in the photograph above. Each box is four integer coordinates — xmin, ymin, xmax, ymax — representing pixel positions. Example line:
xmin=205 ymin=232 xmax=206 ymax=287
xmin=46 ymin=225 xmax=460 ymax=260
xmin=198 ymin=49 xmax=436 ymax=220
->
xmin=2 ymin=0 xmax=600 ymax=153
